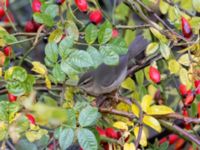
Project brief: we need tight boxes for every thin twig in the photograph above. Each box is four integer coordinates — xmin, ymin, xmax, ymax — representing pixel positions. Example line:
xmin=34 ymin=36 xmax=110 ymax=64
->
xmin=154 ymin=113 xmax=200 ymax=124
xmin=160 ymin=119 xmax=200 ymax=146
xmin=99 ymin=107 xmax=136 ymax=119
xmin=115 ymin=24 xmax=151 ymax=30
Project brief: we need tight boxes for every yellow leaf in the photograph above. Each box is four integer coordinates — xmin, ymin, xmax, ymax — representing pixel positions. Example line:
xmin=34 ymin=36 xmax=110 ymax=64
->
xmin=178 ymin=54 xmax=193 ymax=66
xmin=168 ymin=59 xmax=180 ymax=74
xmin=121 ymin=77 xmax=135 ymax=91
xmin=133 ymin=126 xmax=147 ymax=147
xmin=32 ymin=61 xmax=47 ymax=76
xmin=141 ymin=95 xmax=153 ymax=113
xmin=147 ymin=105 xmax=174 ymax=115
xmin=145 ymin=42 xmax=159 ymax=56
xmin=113 ymin=121 xmax=128 ymax=131
xmin=147 ymin=84 xmax=157 ymax=97
xmin=124 ymin=143 xmax=136 ymax=150
xmin=150 ymin=27 xmax=167 ymax=43
xmin=179 ymin=67 xmax=192 ymax=89
xmin=143 ymin=115 xmax=161 ymax=133
xmin=26 ymin=128 xmax=48 ymax=142
xmin=45 ymin=75 xmax=51 ymax=89
xmin=159 ymin=0 xmax=169 ymax=14
xmin=131 ymin=104 xmax=139 ymax=117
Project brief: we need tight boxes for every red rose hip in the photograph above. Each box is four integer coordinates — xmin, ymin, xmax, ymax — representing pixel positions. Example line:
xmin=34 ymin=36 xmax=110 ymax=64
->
xmin=89 ymin=10 xmax=103 ymax=25
xmin=26 ymin=114 xmax=36 ymax=125
xmin=179 ymin=84 xmax=188 ymax=96
xmin=8 ymin=93 xmax=17 ymax=102
xmin=112 ymin=29 xmax=119 ymax=38
xmin=181 ymin=17 xmax=192 ymax=39
xmin=25 ymin=21 xmax=35 ymax=32
xmin=32 ymin=0 xmax=41 ymax=13
xmin=149 ymin=66 xmax=161 ymax=83
xmin=105 ymin=127 xmax=119 ymax=139
xmin=74 ymin=0 xmax=88 ymax=12
xmin=3 ymin=46 xmax=12 ymax=56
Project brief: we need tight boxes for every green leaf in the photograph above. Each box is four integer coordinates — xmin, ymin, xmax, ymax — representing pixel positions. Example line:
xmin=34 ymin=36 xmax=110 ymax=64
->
xmin=190 ymin=103 xmax=197 ymax=117
xmin=65 ymin=109 xmax=76 ymax=128
xmin=68 ymin=51 xmax=94 ymax=68
xmin=61 ymin=60 xmax=79 ymax=75
xmin=100 ymin=45 xmax=119 ymax=66
xmin=48 ymin=29 xmax=63 ymax=43
xmin=145 ymin=42 xmax=159 ymax=56
xmin=159 ymin=142 xmax=169 ymax=150
xmin=159 ymin=43 xmax=171 ymax=60
xmin=65 ymin=21 xmax=79 ymax=41
xmin=135 ymin=70 xmax=144 ymax=85
xmin=15 ymin=138 xmax=37 ymax=150
xmin=87 ymin=46 xmax=103 ymax=68
xmin=59 ymin=128 xmax=74 ymax=150
xmin=52 ymin=64 xmax=66 ymax=82
xmin=45 ymin=4 xmax=59 ymax=18
xmin=45 ymin=42 xmax=58 ymax=63
xmin=98 ymin=21 xmax=112 ymax=44
xmin=109 ymin=37 xmax=128 ymax=55
xmin=7 ymin=81 xmax=26 ymax=96
xmin=5 ymin=66 xmax=28 ymax=82
xmin=33 ymin=13 xmax=54 ymax=27
xmin=124 ymin=19 xmax=136 ymax=45
xmin=58 ymin=36 xmax=74 ymax=59
xmin=77 ymin=128 xmax=98 ymax=150
xmin=79 ymin=106 xmax=100 ymax=127
xmin=85 ymin=24 xmax=98 ymax=44
xmin=115 ymin=2 xmax=130 ymax=21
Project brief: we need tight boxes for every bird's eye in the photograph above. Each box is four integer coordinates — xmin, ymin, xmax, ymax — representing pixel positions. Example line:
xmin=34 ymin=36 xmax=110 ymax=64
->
xmin=78 ymin=76 xmax=93 ymax=86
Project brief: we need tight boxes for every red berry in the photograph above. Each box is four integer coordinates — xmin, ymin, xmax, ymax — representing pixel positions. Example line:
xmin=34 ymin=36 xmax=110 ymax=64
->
xmin=74 ymin=0 xmax=88 ymax=12
xmin=198 ymin=102 xmax=200 ymax=118
xmin=112 ymin=29 xmax=119 ymax=38
xmin=168 ymin=134 xmax=179 ymax=144
xmin=32 ymin=0 xmax=41 ymax=13
xmin=25 ymin=21 xmax=35 ymax=32
xmin=96 ymin=126 xmax=106 ymax=136
xmin=105 ymin=128 xmax=119 ymax=139
xmin=89 ymin=10 xmax=103 ymax=25
xmin=3 ymin=46 xmax=12 ymax=56
xmin=179 ymin=84 xmax=188 ymax=96
xmin=26 ymin=114 xmax=36 ymax=125
xmin=194 ymin=80 xmax=200 ymax=94
xmin=149 ymin=66 xmax=161 ymax=83
xmin=55 ymin=0 xmax=65 ymax=5
xmin=184 ymin=92 xmax=195 ymax=106
xmin=181 ymin=17 xmax=192 ymax=39
xmin=8 ymin=93 xmax=17 ymax=102
xmin=159 ymin=137 xmax=167 ymax=145
xmin=175 ymin=138 xmax=185 ymax=150
xmin=0 ymin=7 xmax=5 ymax=19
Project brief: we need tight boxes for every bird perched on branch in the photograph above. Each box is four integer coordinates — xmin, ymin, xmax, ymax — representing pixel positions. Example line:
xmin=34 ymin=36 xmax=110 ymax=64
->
xmin=78 ymin=35 xmax=149 ymax=96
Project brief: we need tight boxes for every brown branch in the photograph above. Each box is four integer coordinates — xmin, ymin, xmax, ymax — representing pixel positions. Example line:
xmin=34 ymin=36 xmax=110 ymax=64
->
xmin=154 ymin=113 xmax=200 ymax=124
xmin=115 ymin=24 xmax=151 ymax=30
xmin=99 ymin=107 xmax=136 ymax=119
xmin=160 ymin=119 xmax=200 ymax=146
